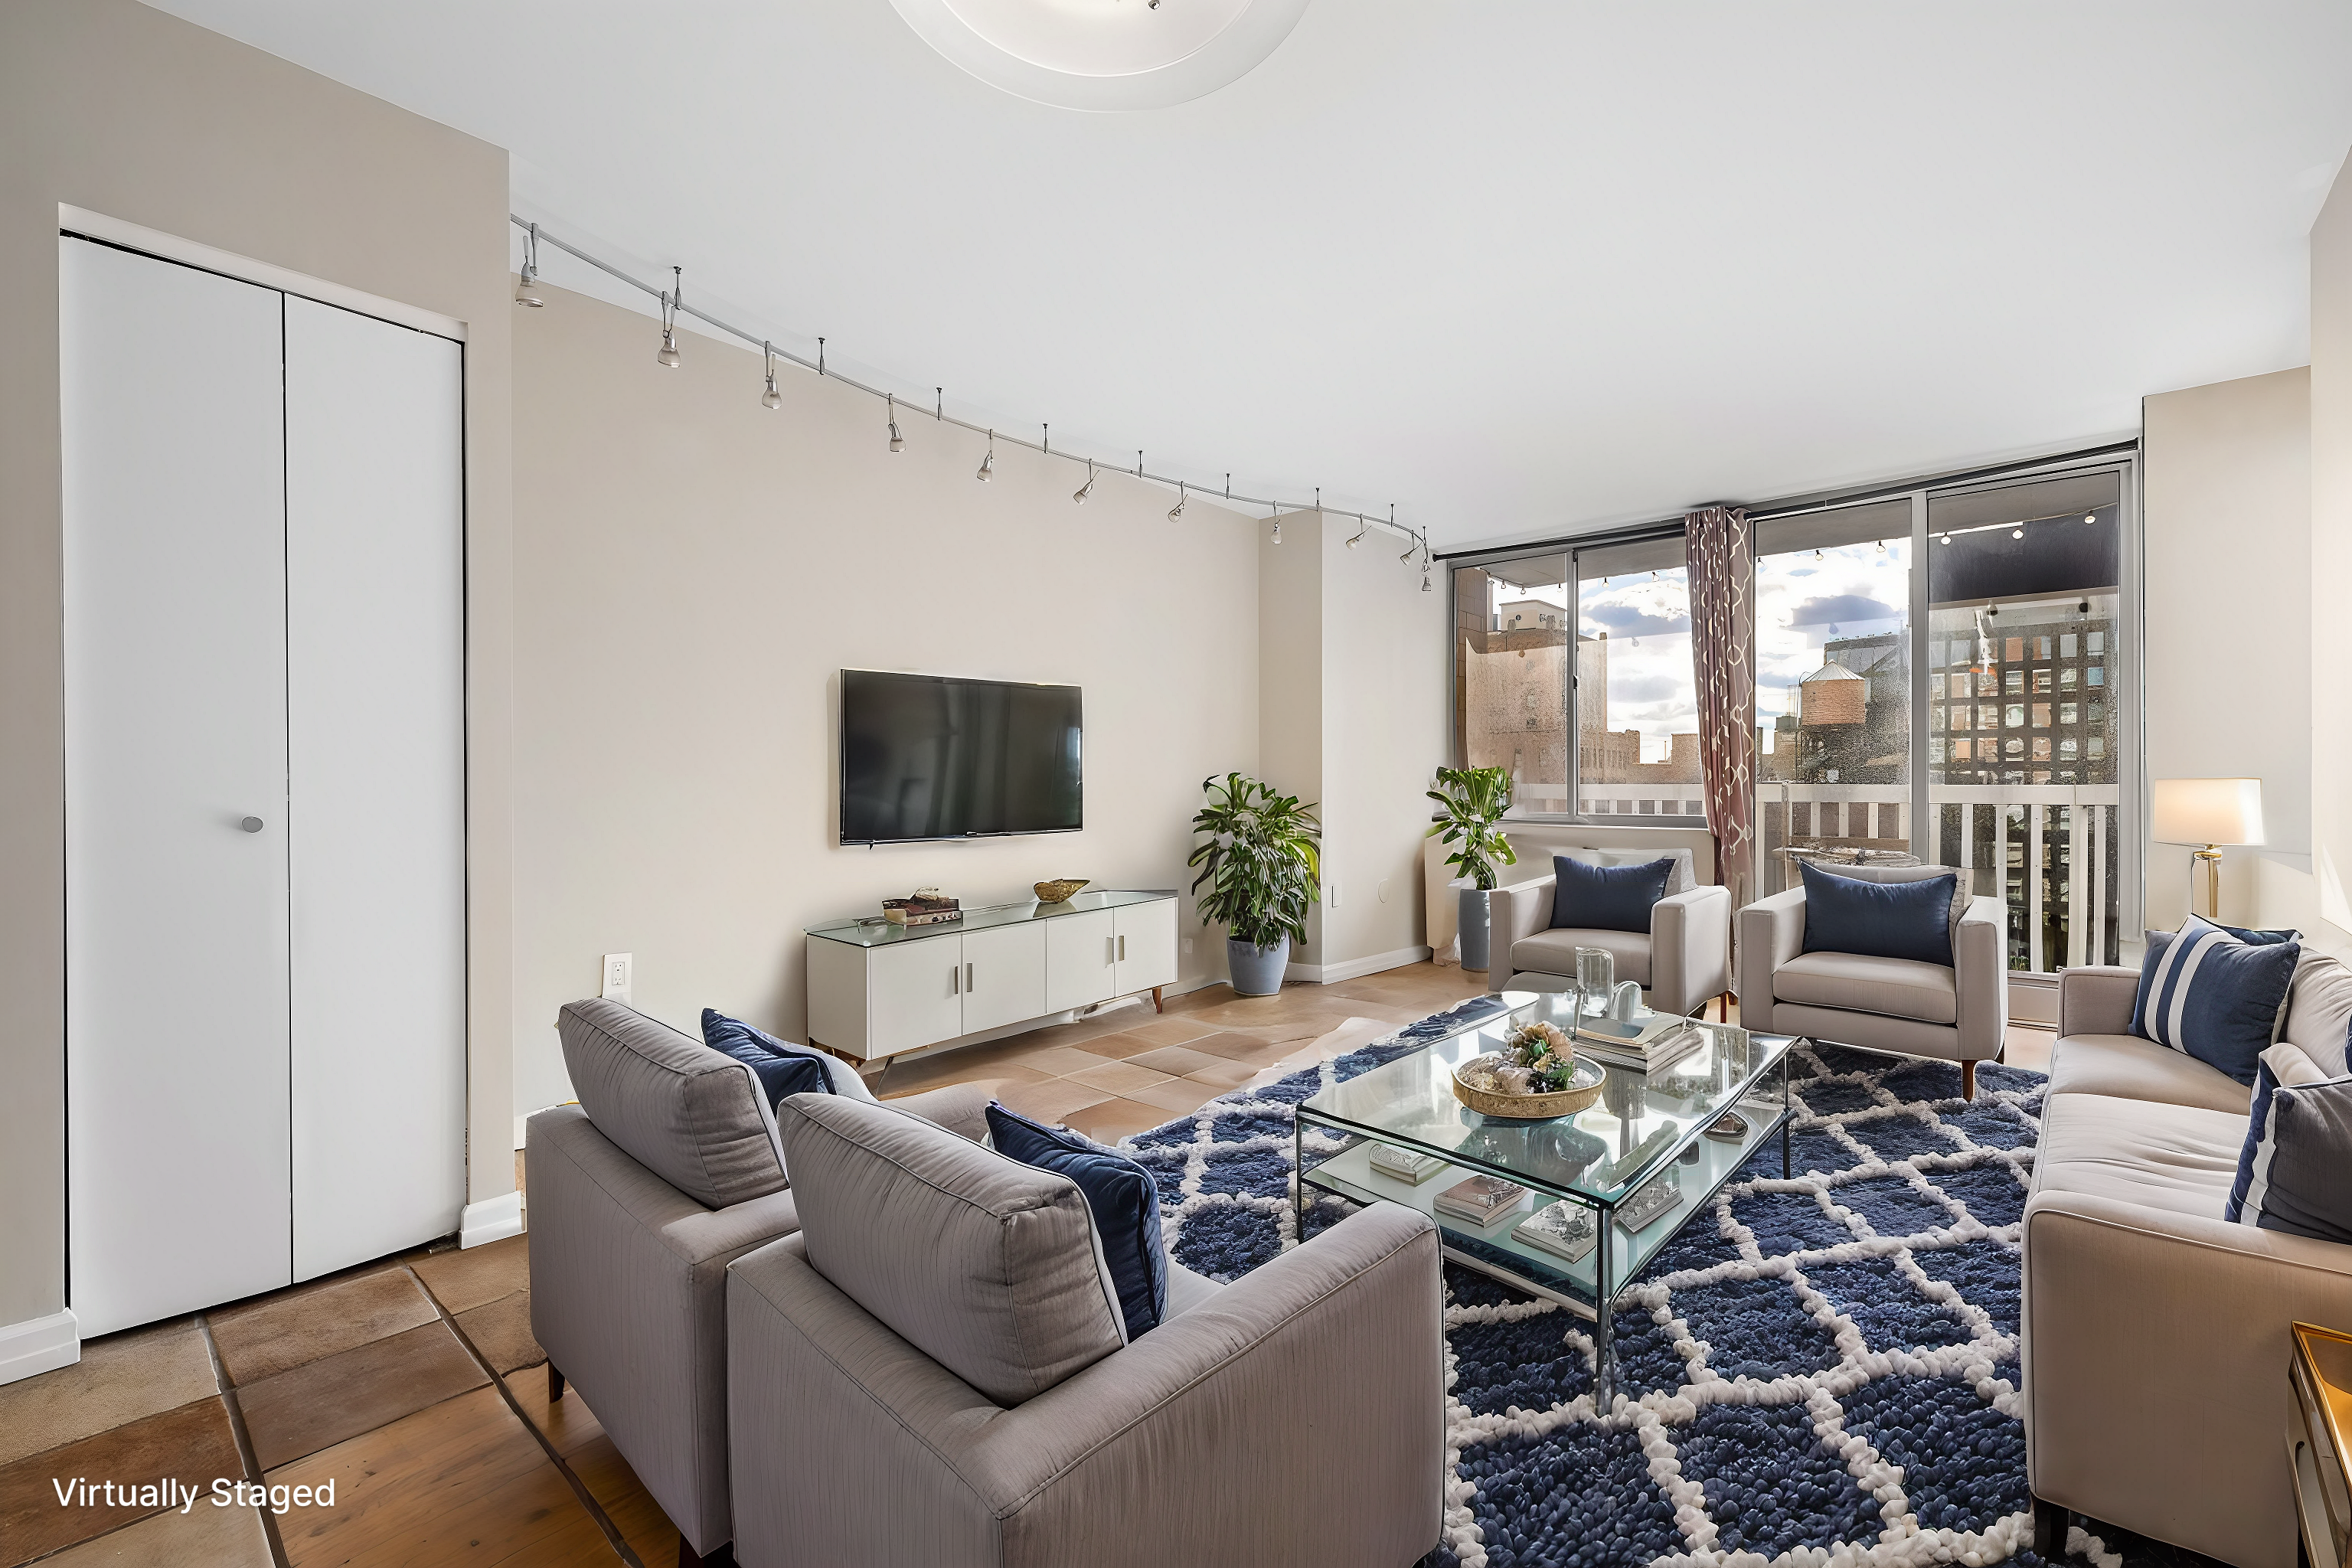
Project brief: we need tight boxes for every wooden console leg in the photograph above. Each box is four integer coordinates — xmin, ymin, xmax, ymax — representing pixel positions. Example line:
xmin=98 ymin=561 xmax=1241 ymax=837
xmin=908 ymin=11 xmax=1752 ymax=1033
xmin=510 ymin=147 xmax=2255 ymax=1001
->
xmin=1960 ymin=1059 xmax=1977 ymax=1101
xmin=547 ymin=1363 xmax=565 ymax=1403
xmin=1152 ymin=985 xmax=1165 ymax=1014
xmin=2030 ymin=1494 xmax=2064 ymax=1554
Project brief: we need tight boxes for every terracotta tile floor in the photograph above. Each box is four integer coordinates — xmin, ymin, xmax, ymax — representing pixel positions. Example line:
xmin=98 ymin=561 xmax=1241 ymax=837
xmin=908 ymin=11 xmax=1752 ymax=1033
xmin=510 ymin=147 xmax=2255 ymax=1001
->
xmin=0 ymin=962 xmax=2055 ymax=1566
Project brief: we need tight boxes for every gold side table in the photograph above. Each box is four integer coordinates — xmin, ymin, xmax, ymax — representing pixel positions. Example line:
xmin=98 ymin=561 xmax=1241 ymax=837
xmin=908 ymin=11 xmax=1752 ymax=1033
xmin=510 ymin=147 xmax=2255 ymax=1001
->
xmin=2290 ymin=1321 xmax=2352 ymax=1568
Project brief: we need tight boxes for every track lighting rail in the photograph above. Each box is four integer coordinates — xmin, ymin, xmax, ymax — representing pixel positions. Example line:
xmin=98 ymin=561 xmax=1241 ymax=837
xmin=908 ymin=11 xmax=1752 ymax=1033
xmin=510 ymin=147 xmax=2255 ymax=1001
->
xmin=514 ymin=215 xmax=1423 ymax=551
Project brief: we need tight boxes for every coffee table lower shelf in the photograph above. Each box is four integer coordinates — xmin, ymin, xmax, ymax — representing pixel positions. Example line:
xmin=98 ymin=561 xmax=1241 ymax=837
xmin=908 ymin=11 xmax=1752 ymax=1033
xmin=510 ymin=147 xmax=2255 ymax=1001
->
xmin=1295 ymin=1095 xmax=1793 ymax=1404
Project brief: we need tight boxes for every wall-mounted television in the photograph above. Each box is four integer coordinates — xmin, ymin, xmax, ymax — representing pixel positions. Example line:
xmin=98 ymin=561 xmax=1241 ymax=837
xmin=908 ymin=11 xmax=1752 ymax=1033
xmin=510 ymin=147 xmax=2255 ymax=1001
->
xmin=839 ymin=669 xmax=1083 ymax=844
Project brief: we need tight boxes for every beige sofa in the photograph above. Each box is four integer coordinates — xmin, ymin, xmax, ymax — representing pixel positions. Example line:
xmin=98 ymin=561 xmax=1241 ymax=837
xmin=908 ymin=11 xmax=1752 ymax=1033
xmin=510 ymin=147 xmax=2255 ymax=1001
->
xmin=1736 ymin=879 xmax=2008 ymax=1098
xmin=1490 ymin=858 xmax=1732 ymax=1017
xmin=2022 ymin=954 xmax=2352 ymax=1566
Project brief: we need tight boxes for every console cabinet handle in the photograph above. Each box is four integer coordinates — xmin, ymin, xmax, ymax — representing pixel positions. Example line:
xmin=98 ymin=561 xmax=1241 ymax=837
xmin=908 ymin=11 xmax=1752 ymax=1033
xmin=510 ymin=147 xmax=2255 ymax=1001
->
xmin=965 ymin=962 xmax=975 ymax=991
xmin=951 ymin=964 xmax=960 ymax=995
xmin=1118 ymin=934 xmax=1127 ymax=962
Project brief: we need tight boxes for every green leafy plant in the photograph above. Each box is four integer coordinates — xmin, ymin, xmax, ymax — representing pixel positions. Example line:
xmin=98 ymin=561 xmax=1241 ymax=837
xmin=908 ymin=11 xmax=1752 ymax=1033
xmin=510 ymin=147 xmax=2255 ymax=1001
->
xmin=1187 ymin=773 xmax=1322 ymax=951
xmin=1426 ymin=765 xmax=1517 ymax=890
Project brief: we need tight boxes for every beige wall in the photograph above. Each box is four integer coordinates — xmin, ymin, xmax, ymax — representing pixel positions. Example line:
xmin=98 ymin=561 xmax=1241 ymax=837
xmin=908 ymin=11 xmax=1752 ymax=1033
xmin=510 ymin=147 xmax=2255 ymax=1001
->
xmin=509 ymin=283 xmax=1261 ymax=1114
xmin=2314 ymin=161 xmax=2352 ymax=952
xmin=1255 ymin=512 xmax=1326 ymax=960
xmin=1321 ymin=515 xmax=1450 ymax=969
xmin=0 ymin=0 xmax=515 ymax=1333
xmin=2141 ymin=368 xmax=2314 ymax=935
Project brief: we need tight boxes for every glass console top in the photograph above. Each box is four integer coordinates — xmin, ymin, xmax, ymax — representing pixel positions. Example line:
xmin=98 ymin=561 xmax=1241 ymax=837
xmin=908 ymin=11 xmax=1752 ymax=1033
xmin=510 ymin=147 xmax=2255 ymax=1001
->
xmin=806 ymin=888 xmax=1177 ymax=947
xmin=1301 ymin=991 xmax=1792 ymax=1205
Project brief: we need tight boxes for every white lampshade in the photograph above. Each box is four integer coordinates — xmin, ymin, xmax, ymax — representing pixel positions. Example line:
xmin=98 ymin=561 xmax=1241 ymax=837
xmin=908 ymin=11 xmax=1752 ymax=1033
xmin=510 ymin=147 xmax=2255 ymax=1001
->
xmin=2152 ymin=778 xmax=2265 ymax=848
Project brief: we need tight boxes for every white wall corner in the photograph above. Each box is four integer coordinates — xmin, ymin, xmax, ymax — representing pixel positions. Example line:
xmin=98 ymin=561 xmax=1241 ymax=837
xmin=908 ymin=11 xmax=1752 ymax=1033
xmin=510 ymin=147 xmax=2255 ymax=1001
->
xmin=459 ymin=1191 xmax=524 ymax=1249
xmin=0 ymin=1308 xmax=80 ymax=1388
xmin=1285 ymin=945 xmax=1432 ymax=985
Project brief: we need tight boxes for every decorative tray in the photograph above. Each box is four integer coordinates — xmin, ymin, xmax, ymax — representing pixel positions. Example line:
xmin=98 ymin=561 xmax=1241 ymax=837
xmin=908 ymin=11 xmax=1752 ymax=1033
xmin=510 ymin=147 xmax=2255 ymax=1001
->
xmin=1451 ymin=1051 xmax=1607 ymax=1120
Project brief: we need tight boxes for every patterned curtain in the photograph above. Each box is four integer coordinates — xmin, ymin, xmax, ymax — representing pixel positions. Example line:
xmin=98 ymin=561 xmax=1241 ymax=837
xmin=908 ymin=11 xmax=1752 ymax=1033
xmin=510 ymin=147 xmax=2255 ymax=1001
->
xmin=1684 ymin=506 xmax=1756 ymax=918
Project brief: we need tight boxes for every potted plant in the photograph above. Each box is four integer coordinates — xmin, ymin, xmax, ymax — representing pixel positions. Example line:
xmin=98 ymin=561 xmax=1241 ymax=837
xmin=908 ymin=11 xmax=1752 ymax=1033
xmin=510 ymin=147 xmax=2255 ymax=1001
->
xmin=1188 ymin=772 xmax=1321 ymax=997
xmin=1426 ymin=766 xmax=1517 ymax=972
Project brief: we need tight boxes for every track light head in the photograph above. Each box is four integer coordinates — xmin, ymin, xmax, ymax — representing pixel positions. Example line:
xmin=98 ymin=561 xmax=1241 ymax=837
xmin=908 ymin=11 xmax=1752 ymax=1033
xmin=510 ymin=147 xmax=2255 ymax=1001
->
xmin=656 ymin=328 xmax=681 ymax=368
xmin=887 ymin=395 xmax=903 ymax=452
xmin=1940 ymin=533 xmax=1952 ymax=545
xmin=977 ymin=433 xmax=995 ymax=482
xmin=514 ymin=223 xmax=544 ymax=307
xmin=1272 ymin=516 xmax=1282 ymax=544
xmin=2083 ymin=511 xmax=2097 ymax=524
xmin=761 ymin=381 xmax=782 ymax=410
xmin=1169 ymin=483 xmax=1187 ymax=521
xmin=1073 ymin=462 xmax=1094 ymax=505
xmin=657 ymin=268 xmax=683 ymax=368
xmin=2011 ymin=525 xmax=2024 ymax=540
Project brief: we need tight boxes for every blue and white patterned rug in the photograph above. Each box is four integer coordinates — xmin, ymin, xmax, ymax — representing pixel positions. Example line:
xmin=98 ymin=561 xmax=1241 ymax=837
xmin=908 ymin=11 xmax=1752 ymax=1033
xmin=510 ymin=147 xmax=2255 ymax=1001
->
xmin=1116 ymin=999 xmax=2220 ymax=1568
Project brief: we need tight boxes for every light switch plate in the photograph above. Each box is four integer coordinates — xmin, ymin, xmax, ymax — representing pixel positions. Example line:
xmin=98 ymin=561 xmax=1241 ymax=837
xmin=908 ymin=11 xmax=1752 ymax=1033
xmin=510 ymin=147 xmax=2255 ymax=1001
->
xmin=600 ymin=952 xmax=634 ymax=1003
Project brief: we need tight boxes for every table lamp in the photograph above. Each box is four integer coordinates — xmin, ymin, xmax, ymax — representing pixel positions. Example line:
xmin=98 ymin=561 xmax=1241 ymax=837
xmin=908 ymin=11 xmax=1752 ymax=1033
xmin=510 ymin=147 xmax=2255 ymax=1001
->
xmin=2152 ymin=778 xmax=2264 ymax=920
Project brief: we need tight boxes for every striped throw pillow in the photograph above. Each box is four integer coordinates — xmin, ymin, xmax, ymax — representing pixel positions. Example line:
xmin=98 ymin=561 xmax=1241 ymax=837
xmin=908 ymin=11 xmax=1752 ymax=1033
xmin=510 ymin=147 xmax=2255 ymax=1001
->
xmin=2226 ymin=1061 xmax=2352 ymax=1244
xmin=2128 ymin=915 xmax=2300 ymax=1086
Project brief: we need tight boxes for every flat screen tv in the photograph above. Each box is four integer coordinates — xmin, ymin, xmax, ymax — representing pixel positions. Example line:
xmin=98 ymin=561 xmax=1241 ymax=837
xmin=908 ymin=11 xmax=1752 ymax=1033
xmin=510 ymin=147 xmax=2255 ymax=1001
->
xmin=839 ymin=669 xmax=1083 ymax=844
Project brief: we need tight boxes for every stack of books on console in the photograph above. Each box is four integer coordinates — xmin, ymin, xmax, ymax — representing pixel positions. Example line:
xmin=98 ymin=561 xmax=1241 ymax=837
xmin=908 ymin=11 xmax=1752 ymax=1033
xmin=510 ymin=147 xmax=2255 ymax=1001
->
xmin=1431 ymin=1173 xmax=1529 ymax=1229
xmin=883 ymin=890 xmax=961 ymax=926
xmin=1573 ymin=1011 xmax=1705 ymax=1073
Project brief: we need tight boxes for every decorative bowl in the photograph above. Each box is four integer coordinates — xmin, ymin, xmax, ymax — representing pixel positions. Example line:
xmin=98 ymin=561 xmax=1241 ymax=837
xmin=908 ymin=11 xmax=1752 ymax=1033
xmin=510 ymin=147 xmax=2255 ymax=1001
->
xmin=1450 ymin=1052 xmax=1607 ymax=1120
xmin=1033 ymin=879 xmax=1090 ymax=903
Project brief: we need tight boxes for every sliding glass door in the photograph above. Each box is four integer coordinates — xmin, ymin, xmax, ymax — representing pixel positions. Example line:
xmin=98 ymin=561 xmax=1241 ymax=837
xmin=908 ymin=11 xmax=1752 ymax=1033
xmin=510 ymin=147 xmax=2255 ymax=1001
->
xmin=1751 ymin=500 xmax=1913 ymax=897
xmin=1923 ymin=471 xmax=2130 ymax=972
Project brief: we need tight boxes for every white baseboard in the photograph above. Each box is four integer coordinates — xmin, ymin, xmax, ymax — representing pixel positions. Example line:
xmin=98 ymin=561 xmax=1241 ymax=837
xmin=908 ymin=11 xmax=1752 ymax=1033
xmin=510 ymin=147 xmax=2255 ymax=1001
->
xmin=0 ymin=1308 xmax=80 ymax=1388
xmin=1284 ymin=946 xmax=1432 ymax=985
xmin=459 ymin=1191 xmax=525 ymax=1250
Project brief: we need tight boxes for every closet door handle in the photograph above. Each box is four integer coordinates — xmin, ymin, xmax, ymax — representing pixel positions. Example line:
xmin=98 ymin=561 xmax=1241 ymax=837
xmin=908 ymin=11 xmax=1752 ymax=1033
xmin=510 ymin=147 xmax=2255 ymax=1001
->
xmin=965 ymin=962 xmax=975 ymax=991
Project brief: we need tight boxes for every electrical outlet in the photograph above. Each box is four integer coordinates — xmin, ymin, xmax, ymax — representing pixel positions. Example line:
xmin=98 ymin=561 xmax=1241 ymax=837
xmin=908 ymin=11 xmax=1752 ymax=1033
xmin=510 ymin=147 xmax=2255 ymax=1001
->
xmin=1182 ymin=936 xmax=1194 ymax=956
xmin=600 ymin=952 xmax=634 ymax=1003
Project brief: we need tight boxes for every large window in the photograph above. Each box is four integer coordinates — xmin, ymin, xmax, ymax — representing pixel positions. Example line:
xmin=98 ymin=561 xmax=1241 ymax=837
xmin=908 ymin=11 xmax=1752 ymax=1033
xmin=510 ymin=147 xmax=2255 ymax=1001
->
xmin=1573 ymin=536 xmax=1699 ymax=821
xmin=1446 ymin=456 xmax=2137 ymax=978
xmin=1753 ymin=500 xmax=1913 ymax=896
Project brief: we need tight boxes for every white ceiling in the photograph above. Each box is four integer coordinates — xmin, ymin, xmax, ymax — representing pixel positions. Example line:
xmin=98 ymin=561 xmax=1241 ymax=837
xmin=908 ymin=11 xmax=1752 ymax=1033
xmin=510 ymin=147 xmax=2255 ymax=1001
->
xmin=145 ymin=1 xmax=2352 ymax=549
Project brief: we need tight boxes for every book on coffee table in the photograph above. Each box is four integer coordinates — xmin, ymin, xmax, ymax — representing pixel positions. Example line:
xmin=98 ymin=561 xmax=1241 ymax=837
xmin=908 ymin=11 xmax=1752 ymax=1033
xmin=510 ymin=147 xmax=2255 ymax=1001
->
xmin=1432 ymin=1173 xmax=1529 ymax=1227
xmin=1367 ymin=1143 xmax=1446 ymax=1184
xmin=1576 ymin=1021 xmax=1705 ymax=1073
xmin=1511 ymin=1200 xmax=1599 ymax=1264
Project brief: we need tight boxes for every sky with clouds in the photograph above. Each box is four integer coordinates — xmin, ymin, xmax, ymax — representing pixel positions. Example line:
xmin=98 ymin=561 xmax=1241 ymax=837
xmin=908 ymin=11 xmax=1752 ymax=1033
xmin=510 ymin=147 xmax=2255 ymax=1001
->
xmin=1490 ymin=539 xmax=1910 ymax=763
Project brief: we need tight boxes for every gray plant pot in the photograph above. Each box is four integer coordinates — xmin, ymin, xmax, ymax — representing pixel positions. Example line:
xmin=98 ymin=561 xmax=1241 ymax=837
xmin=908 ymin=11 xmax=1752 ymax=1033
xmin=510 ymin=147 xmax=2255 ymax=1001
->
xmin=1457 ymin=887 xmax=1492 ymax=972
xmin=1226 ymin=936 xmax=1292 ymax=997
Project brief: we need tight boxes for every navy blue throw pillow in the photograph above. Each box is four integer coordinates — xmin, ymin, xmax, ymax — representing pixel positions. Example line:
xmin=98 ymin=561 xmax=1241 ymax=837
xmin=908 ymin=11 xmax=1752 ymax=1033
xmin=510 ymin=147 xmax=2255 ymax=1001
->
xmin=1798 ymin=863 xmax=1956 ymax=967
xmin=985 ymin=1102 xmax=1168 ymax=1341
xmin=701 ymin=1008 xmax=832 ymax=1110
xmin=2128 ymin=916 xmax=2300 ymax=1086
xmin=2226 ymin=1064 xmax=2352 ymax=1243
xmin=1549 ymin=855 xmax=1674 ymax=934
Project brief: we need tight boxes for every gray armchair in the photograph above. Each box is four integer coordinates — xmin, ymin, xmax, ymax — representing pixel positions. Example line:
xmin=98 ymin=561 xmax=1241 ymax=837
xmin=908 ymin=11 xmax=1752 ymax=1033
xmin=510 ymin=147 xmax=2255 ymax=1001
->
xmin=1736 ymin=868 xmax=2007 ymax=1098
xmin=1490 ymin=872 xmax=1732 ymax=1017
xmin=528 ymin=998 xmax=992 ymax=1567
xmin=725 ymin=1092 xmax=1446 ymax=1568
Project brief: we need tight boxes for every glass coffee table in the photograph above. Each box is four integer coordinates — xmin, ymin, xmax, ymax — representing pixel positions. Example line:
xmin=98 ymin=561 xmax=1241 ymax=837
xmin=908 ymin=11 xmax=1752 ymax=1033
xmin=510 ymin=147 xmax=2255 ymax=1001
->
xmin=1295 ymin=991 xmax=1796 ymax=1406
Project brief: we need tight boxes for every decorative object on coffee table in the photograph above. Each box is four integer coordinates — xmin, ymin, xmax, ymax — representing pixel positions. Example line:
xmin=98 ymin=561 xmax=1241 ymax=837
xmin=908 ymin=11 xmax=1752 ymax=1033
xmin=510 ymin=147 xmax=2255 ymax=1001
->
xmin=1032 ymin=878 xmax=1089 ymax=903
xmin=1426 ymin=765 xmax=1517 ymax=972
xmin=1187 ymin=771 xmax=1320 ymax=997
xmin=1451 ymin=1019 xmax=1606 ymax=1119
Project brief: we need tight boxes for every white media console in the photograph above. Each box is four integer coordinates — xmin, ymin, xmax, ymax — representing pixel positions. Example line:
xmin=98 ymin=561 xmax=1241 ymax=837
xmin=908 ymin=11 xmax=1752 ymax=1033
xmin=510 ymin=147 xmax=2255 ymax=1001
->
xmin=805 ymin=889 xmax=1179 ymax=1063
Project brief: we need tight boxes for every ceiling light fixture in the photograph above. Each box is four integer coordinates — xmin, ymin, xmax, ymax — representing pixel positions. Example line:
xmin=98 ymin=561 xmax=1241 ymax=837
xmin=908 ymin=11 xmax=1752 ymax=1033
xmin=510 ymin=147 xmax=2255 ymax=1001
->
xmin=1272 ymin=503 xmax=1282 ymax=545
xmin=2083 ymin=511 xmax=2098 ymax=524
xmin=1169 ymin=482 xmax=1187 ymax=522
xmin=761 ymin=341 xmax=782 ymax=410
xmin=1940 ymin=532 xmax=1952 ymax=545
xmin=1348 ymin=515 xmax=1367 ymax=548
xmin=1073 ymin=461 xmax=1095 ymax=505
xmin=655 ymin=267 xmax=683 ymax=368
xmin=885 ymin=0 xmax=1315 ymax=113
xmin=976 ymin=430 xmax=995 ymax=482
xmin=2011 ymin=525 xmax=2025 ymax=540
xmin=514 ymin=221 xmax=543 ymax=308
xmin=887 ymin=394 xmax=904 ymax=452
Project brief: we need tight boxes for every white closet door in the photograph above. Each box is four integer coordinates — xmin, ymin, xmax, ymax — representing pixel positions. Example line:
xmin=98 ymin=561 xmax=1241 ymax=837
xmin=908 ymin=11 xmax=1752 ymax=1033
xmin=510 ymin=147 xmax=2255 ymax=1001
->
xmin=284 ymin=296 xmax=466 ymax=1279
xmin=62 ymin=237 xmax=294 ymax=1334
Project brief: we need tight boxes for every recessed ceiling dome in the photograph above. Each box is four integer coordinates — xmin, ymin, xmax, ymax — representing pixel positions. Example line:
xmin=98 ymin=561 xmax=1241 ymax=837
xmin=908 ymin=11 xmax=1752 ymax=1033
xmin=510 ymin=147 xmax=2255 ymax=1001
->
xmin=887 ymin=0 xmax=1312 ymax=110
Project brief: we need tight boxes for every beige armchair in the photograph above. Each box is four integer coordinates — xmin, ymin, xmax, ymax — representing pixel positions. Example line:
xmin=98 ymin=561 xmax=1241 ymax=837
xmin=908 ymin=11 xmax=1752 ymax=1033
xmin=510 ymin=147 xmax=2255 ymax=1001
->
xmin=528 ymin=999 xmax=993 ymax=1568
xmin=1736 ymin=876 xmax=2007 ymax=1099
xmin=1489 ymin=875 xmax=1732 ymax=1018
xmin=725 ymin=1093 xmax=1446 ymax=1568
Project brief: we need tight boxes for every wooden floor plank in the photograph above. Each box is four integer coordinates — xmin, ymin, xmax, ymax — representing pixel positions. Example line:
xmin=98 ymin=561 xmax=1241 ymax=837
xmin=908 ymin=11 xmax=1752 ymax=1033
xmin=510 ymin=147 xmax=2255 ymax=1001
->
xmin=502 ymin=1370 xmax=682 ymax=1568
